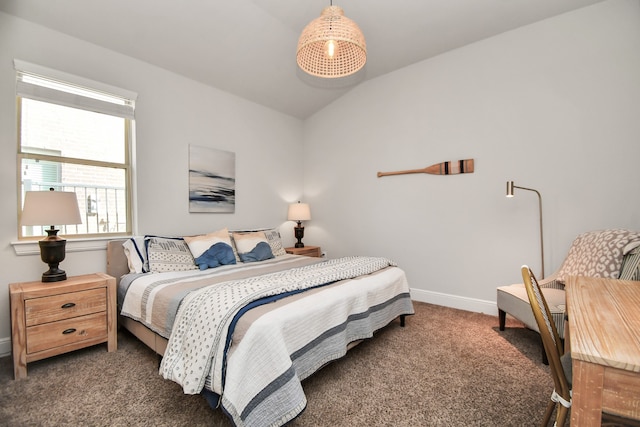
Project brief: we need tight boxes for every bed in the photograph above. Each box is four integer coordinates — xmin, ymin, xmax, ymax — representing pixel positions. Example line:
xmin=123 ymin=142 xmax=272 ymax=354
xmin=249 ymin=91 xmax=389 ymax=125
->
xmin=107 ymin=228 xmax=414 ymax=427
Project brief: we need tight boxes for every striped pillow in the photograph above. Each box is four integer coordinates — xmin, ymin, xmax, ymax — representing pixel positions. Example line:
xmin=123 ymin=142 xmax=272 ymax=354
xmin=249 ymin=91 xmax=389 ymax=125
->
xmin=146 ymin=236 xmax=198 ymax=273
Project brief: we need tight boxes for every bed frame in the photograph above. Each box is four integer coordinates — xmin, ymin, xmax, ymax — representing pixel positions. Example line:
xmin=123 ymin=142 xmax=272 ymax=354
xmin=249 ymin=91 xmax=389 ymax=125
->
xmin=107 ymin=239 xmax=169 ymax=355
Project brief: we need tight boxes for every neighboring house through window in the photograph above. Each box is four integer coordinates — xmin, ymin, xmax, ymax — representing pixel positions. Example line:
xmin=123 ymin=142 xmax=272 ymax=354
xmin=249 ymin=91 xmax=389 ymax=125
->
xmin=15 ymin=60 xmax=136 ymax=239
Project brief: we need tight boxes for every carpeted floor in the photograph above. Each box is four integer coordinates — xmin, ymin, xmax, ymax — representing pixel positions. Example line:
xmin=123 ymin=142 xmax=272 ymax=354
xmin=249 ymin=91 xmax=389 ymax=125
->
xmin=0 ymin=302 xmax=552 ymax=426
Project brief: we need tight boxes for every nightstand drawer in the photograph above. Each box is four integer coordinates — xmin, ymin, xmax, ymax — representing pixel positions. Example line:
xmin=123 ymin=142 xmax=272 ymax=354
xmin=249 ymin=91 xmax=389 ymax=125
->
xmin=26 ymin=312 xmax=107 ymax=354
xmin=25 ymin=288 xmax=106 ymax=327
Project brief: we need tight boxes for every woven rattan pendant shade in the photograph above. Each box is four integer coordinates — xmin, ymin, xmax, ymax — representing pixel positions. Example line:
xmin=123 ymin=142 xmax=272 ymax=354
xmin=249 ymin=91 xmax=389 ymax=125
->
xmin=297 ymin=5 xmax=366 ymax=79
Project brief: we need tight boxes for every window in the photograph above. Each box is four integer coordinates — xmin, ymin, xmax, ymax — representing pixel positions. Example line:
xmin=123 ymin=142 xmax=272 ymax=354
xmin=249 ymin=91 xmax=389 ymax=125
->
xmin=15 ymin=60 xmax=136 ymax=239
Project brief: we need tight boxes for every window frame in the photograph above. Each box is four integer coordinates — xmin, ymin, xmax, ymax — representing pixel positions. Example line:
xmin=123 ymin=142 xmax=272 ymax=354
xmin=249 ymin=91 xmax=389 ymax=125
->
xmin=14 ymin=60 xmax=136 ymax=241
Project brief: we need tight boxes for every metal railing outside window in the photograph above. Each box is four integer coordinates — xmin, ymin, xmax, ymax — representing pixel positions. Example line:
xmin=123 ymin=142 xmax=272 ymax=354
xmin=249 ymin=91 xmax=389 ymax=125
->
xmin=21 ymin=181 xmax=127 ymax=237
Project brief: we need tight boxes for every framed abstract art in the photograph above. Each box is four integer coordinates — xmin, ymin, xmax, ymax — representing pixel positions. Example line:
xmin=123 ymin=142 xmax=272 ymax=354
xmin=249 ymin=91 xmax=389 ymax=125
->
xmin=189 ymin=145 xmax=235 ymax=213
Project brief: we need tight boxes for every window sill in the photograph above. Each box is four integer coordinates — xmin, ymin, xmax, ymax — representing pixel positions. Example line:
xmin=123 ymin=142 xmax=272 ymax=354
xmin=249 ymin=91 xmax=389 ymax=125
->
xmin=11 ymin=237 xmax=118 ymax=256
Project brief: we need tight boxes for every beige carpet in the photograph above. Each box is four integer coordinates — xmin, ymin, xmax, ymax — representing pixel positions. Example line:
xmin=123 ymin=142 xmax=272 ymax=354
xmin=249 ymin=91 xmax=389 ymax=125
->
xmin=0 ymin=302 xmax=552 ymax=426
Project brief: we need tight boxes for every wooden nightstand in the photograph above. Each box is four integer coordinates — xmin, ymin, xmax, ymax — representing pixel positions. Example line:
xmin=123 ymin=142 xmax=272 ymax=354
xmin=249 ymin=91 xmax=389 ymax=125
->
xmin=9 ymin=273 xmax=117 ymax=379
xmin=285 ymin=245 xmax=322 ymax=258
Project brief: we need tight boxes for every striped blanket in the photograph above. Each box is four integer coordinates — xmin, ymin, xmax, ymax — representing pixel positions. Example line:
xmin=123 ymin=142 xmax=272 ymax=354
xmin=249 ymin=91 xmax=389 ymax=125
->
xmin=120 ymin=255 xmax=322 ymax=338
xmin=220 ymin=266 xmax=413 ymax=426
xmin=121 ymin=255 xmax=414 ymax=427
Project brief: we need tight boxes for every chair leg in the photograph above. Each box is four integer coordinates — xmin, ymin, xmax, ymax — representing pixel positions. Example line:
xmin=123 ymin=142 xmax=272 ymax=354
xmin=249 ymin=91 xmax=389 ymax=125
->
xmin=555 ymin=403 xmax=569 ymax=427
xmin=540 ymin=335 xmax=549 ymax=365
xmin=542 ymin=400 xmax=555 ymax=427
xmin=499 ymin=309 xmax=506 ymax=331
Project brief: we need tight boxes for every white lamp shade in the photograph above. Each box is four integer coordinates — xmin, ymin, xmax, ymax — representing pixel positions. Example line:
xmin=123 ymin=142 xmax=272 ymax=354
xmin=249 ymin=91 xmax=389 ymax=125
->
xmin=21 ymin=191 xmax=82 ymax=226
xmin=287 ymin=202 xmax=311 ymax=221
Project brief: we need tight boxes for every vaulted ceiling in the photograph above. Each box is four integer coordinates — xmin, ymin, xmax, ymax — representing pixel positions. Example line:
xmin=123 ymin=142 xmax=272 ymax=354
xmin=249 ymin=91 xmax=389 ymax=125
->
xmin=0 ymin=0 xmax=604 ymax=119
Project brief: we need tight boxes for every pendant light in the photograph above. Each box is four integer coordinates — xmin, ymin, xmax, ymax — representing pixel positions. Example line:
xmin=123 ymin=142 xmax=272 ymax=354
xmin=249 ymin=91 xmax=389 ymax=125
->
xmin=297 ymin=2 xmax=367 ymax=78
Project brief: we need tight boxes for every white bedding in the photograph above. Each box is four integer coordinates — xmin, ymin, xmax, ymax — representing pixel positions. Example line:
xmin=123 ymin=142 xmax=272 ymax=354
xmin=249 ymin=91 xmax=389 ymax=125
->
xmin=221 ymin=266 xmax=412 ymax=426
xmin=119 ymin=255 xmax=414 ymax=427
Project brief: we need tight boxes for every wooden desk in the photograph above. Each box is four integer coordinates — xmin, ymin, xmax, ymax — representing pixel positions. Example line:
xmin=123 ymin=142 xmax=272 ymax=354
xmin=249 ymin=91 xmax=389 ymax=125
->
xmin=566 ymin=276 xmax=640 ymax=426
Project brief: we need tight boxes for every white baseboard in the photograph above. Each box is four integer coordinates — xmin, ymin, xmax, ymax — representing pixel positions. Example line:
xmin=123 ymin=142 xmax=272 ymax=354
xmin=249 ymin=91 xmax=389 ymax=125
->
xmin=410 ymin=287 xmax=498 ymax=316
xmin=0 ymin=289 xmax=498 ymax=358
xmin=0 ymin=336 xmax=11 ymax=358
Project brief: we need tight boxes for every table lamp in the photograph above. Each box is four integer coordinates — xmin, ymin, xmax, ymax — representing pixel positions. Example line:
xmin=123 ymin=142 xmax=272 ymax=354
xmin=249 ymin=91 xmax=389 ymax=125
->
xmin=287 ymin=201 xmax=311 ymax=248
xmin=21 ymin=188 xmax=82 ymax=282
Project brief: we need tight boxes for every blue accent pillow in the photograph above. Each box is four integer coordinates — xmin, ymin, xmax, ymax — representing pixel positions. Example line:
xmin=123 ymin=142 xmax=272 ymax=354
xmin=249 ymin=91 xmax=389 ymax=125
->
xmin=194 ymin=242 xmax=237 ymax=270
xmin=238 ymin=241 xmax=274 ymax=263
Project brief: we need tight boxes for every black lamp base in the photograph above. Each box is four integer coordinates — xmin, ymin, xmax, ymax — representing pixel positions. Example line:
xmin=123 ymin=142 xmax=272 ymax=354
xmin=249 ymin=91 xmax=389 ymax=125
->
xmin=39 ymin=230 xmax=68 ymax=283
xmin=42 ymin=268 xmax=67 ymax=283
xmin=294 ymin=223 xmax=305 ymax=248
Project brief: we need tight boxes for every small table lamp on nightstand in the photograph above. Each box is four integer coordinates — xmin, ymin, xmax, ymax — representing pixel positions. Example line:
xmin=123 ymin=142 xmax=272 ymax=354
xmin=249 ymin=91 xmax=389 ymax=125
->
xmin=288 ymin=201 xmax=311 ymax=248
xmin=20 ymin=188 xmax=82 ymax=282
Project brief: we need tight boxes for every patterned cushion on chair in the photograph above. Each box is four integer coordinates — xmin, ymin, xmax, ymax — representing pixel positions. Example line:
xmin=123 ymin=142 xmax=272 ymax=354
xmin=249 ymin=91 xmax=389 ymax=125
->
xmin=555 ymin=229 xmax=640 ymax=282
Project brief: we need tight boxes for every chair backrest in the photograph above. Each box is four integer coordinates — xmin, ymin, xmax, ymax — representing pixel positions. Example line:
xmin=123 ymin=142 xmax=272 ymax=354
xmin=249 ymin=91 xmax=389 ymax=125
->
xmin=555 ymin=229 xmax=640 ymax=282
xmin=521 ymin=265 xmax=571 ymax=403
xmin=620 ymin=246 xmax=640 ymax=281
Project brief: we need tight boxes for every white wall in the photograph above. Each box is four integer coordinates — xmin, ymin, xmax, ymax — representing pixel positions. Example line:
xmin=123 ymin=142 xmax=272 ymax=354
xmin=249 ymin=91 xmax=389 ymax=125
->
xmin=303 ymin=0 xmax=640 ymax=313
xmin=0 ymin=12 xmax=304 ymax=353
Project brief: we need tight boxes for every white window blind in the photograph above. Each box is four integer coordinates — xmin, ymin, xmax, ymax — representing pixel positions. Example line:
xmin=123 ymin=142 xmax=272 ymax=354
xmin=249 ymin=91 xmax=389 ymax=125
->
xmin=14 ymin=59 xmax=137 ymax=119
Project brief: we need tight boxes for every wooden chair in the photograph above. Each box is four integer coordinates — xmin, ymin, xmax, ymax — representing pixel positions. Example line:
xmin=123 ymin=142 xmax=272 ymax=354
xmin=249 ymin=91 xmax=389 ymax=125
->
xmin=521 ymin=265 xmax=572 ymax=427
xmin=522 ymin=265 xmax=640 ymax=427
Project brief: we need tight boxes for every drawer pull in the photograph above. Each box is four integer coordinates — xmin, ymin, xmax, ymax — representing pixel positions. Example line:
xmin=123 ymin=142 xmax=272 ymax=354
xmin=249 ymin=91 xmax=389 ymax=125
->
xmin=61 ymin=302 xmax=76 ymax=309
xmin=62 ymin=328 xmax=77 ymax=335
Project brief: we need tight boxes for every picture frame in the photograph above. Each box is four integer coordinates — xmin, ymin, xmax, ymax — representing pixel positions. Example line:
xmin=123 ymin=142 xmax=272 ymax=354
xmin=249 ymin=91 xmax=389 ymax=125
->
xmin=189 ymin=145 xmax=235 ymax=213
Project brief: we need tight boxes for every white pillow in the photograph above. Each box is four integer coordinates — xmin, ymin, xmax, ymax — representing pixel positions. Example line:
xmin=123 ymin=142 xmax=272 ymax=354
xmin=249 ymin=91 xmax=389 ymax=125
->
xmin=230 ymin=227 xmax=287 ymax=258
xmin=183 ymin=228 xmax=233 ymax=258
xmin=232 ymin=231 xmax=274 ymax=263
xmin=122 ymin=237 xmax=148 ymax=274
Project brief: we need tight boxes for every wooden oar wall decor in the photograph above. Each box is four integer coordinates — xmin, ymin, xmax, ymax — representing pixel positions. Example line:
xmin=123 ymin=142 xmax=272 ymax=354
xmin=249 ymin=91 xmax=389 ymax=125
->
xmin=377 ymin=159 xmax=474 ymax=178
